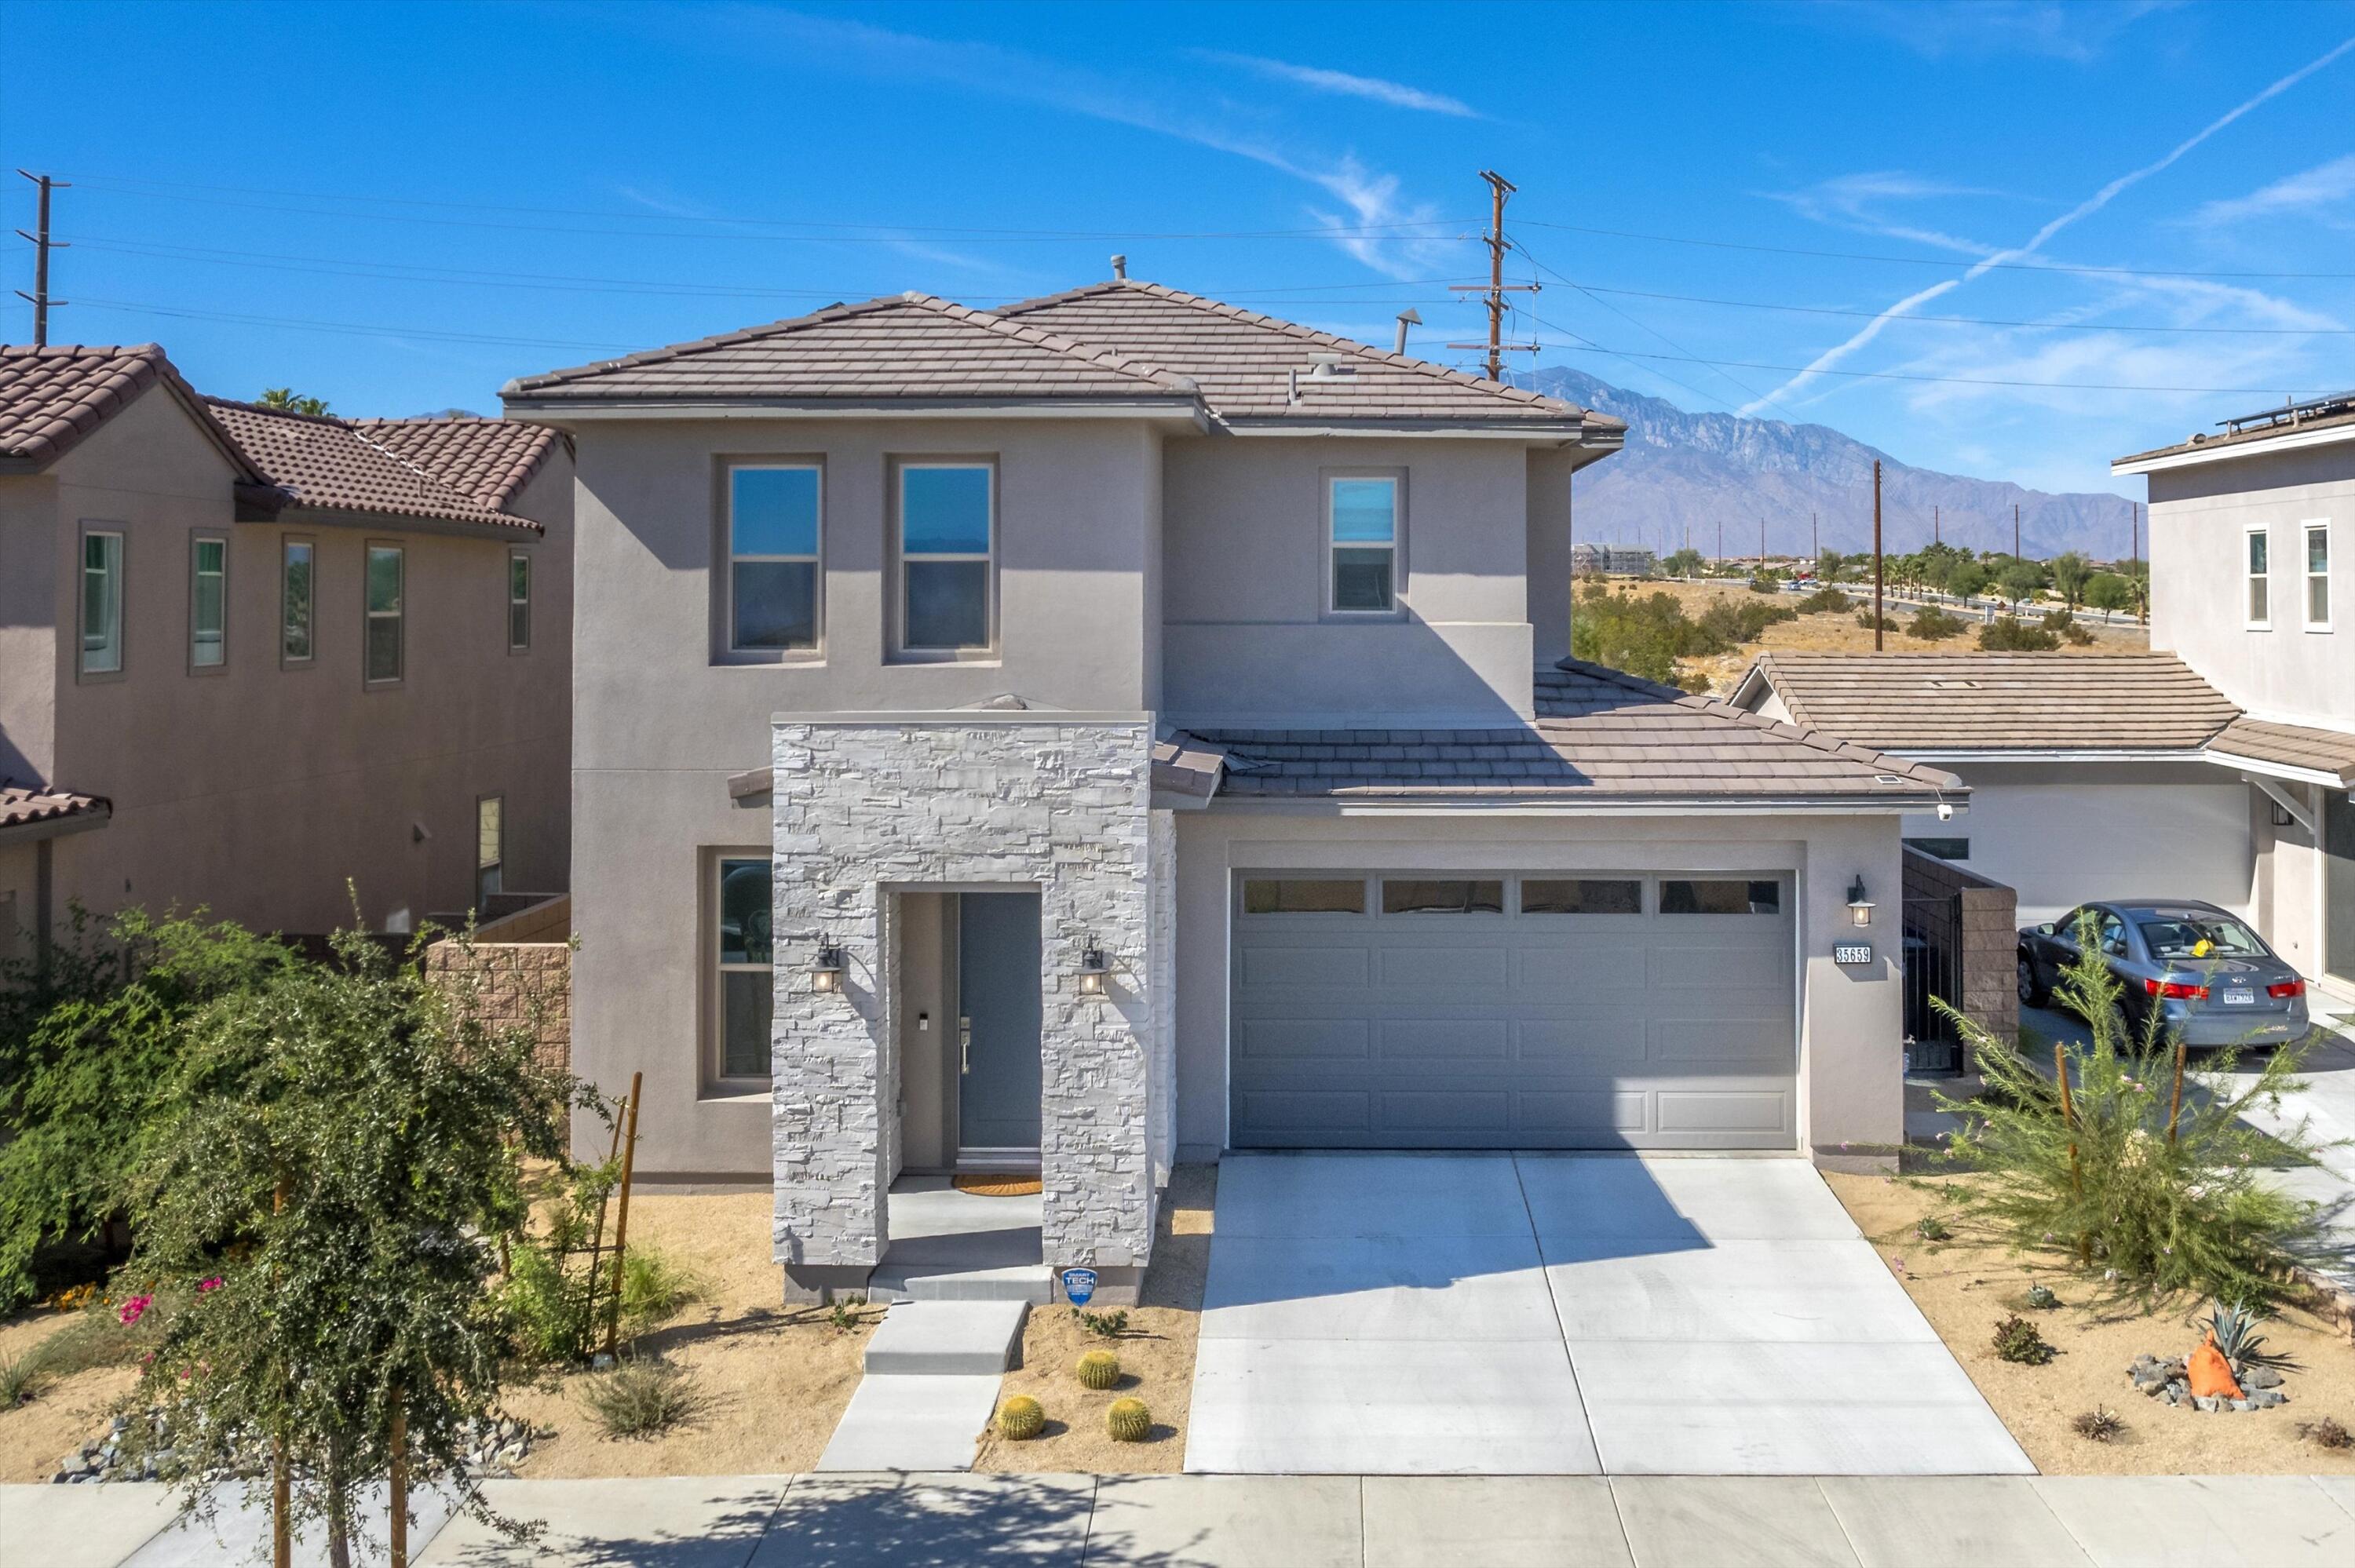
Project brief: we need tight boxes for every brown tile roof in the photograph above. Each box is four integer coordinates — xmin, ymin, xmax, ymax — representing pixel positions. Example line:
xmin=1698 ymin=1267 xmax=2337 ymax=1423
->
xmin=0 ymin=344 xmax=266 ymax=480
xmin=206 ymin=399 xmax=543 ymax=533
xmin=1000 ymin=279 xmax=1622 ymax=428
xmin=2207 ymin=717 xmax=2355 ymax=787
xmin=1152 ymin=729 xmax=1228 ymax=798
xmin=1189 ymin=660 xmax=1959 ymax=804
xmin=0 ymin=784 xmax=110 ymax=835
xmin=352 ymin=416 xmax=562 ymax=512
xmin=2116 ymin=398 xmax=2355 ymax=468
xmin=503 ymin=293 xmax=1196 ymax=405
xmin=1736 ymin=652 xmax=2240 ymax=753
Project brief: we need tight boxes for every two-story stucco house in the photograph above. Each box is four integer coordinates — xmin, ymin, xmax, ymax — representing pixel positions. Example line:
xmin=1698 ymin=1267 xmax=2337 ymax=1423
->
xmin=0 ymin=343 xmax=572 ymax=961
xmin=506 ymin=279 xmax=1966 ymax=1303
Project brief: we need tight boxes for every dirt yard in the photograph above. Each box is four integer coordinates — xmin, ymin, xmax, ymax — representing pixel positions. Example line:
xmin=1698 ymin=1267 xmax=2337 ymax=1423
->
xmin=974 ymin=1163 xmax=1214 ymax=1474
xmin=1824 ymin=1171 xmax=2355 ymax=1475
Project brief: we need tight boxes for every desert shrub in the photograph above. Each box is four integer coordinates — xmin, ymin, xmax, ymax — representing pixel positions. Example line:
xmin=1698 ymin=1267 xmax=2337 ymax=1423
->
xmin=1992 ymin=1314 xmax=2056 ymax=1365
xmin=1571 ymin=585 xmax=1707 ymax=683
xmin=1748 ymin=577 xmax=1780 ymax=594
xmin=579 ymin=1357 xmax=704 ymax=1440
xmin=2205 ymin=1299 xmax=2297 ymax=1377
xmin=2040 ymin=609 xmax=2097 ymax=646
xmin=1915 ymin=1215 xmax=1952 ymax=1242
xmin=1909 ymin=606 xmax=1967 ymax=641
xmin=1854 ymin=609 xmax=1899 ymax=632
xmin=1694 ymin=596 xmax=1795 ymax=647
xmin=1980 ymin=616 xmax=2060 ymax=651
xmin=2025 ymin=1282 xmax=2060 ymax=1310
xmin=2072 ymin=1407 xmax=2125 ymax=1442
xmin=2299 ymin=1416 xmax=2353 ymax=1450
xmin=1795 ymin=587 xmax=1849 ymax=615
xmin=502 ymin=1227 xmax=692 ymax=1365
xmin=1931 ymin=921 xmax=2329 ymax=1305
xmin=1075 ymin=1307 xmax=1130 ymax=1338
xmin=619 ymin=1249 xmax=699 ymax=1328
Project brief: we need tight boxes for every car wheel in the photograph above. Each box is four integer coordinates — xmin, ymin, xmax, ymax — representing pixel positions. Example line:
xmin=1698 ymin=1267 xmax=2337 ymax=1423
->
xmin=2017 ymin=956 xmax=2049 ymax=1008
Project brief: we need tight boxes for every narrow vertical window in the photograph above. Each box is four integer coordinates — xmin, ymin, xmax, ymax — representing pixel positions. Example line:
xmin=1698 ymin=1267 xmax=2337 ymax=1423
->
xmin=2306 ymin=523 xmax=2331 ymax=630
xmin=1329 ymin=476 xmax=1399 ymax=612
xmin=476 ymin=796 xmax=504 ymax=903
xmin=365 ymin=544 xmax=404 ymax=684
xmin=716 ymin=857 xmax=774 ymax=1079
xmin=189 ymin=535 xmax=226 ymax=669
xmin=282 ymin=538 xmax=314 ymax=664
xmin=80 ymin=529 xmax=123 ymax=675
xmin=2246 ymin=526 xmax=2270 ymax=629
xmin=729 ymin=465 xmax=820 ymax=651
xmin=508 ymin=549 xmax=532 ymax=651
xmin=897 ymin=462 xmax=993 ymax=652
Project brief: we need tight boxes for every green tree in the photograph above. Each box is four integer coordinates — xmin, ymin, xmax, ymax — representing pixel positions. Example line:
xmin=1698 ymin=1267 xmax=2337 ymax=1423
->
xmin=1815 ymin=549 xmax=1845 ymax=585
xmin=1660 ymin=547 xmax=1705 ymax=578
xmin=257 ymin=387 xmax=332 ymax=417
xmin=1981 ymin=615 xmax=2060 ymax=651
xmin=2050 ymin=551 xmax=2092 ymax=610
xmin=119 ymin=924 xmax=581 ymax=1565
xmin=2083 ymin=571 xmax=2135 ymax=614
xmin=1947 ymin=559 xmax=1991 ymax=602
xmin=1996 ymin=558 xmax=2046 ymax=609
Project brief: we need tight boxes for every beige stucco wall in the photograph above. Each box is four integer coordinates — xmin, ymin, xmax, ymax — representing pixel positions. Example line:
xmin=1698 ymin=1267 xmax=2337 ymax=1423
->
xmin=0 ymin=470 xmax=60 ymax=787
xmin=1170 ymin=808 xmax=1908 ymax=1165
xmin=1526 ymin=445 xmax=1580 ymax=667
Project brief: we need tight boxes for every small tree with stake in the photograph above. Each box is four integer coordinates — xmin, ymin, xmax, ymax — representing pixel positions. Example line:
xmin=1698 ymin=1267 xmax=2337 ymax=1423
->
xmin=117 ymin=923 xmax=582 ymax=1566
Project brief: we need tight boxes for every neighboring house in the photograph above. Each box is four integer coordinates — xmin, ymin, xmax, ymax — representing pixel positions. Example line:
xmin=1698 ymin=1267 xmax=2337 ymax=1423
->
xmin=505 ymin=279 xmax=1963 ymax=1303
xmin=0 ymin=343 xmax=572 ymax=957
xmin=1570 ymin=541 xmax=1656 ymax=575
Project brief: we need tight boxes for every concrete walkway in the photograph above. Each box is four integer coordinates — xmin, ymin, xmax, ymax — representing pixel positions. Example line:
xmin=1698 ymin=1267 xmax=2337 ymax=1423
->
xmin=10 ymin=1472 xmax=2355 ymax=1566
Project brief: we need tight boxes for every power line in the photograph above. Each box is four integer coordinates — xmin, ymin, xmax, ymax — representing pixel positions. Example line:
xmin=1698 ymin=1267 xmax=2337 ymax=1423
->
xmin=65 ymin=296 xmax=638 ymax=352
xmin=1528 ymin=337 xmax=2323 ymax=397
xmin=1557 ymin=279 xmax=2354 ymax=336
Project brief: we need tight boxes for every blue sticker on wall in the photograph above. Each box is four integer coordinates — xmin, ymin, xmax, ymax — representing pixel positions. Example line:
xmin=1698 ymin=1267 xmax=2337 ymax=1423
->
xmin=1061 ymin=1267 xmax=1098 ymax=1307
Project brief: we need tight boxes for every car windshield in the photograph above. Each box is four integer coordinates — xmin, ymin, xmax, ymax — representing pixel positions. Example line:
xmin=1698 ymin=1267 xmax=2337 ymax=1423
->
xmin=2135 ymin=913 xmax=2266 ymax=961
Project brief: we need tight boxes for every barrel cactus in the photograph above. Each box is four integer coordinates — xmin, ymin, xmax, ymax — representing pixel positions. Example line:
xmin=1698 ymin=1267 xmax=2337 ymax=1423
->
xmin=1106 ymin=1397 xmax=1151 ymax=1442
xmin=996 ymin=1395 xmax=1046 ymax=1441
xmin=1075 ymin=1349 xmax=1122 ymax=1390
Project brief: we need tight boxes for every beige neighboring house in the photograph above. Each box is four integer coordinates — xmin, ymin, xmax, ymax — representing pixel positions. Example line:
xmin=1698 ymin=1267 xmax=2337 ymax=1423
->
xmin=0 ymin=343 xmax=573 ymax=963
xmin=509 ymin=277 xmax=1967 ymax=1304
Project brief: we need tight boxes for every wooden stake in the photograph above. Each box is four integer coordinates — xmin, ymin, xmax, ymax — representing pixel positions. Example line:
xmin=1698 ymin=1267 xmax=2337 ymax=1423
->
xmin=388 ymin=1388 xmax=407 ymax=1568
xmin=2055 ymin=1045 xmax=2087 ymax=1264
xmin=274 ymin=1175 xmax=290 ymax=1568
xmin=601 ymin=1071 xmax=644 ymax=1357
xmin=2168 ymin=1040 xmax=2188 ymax=1147
xmin=582 ymin=1096 xmax=626 ymax=1348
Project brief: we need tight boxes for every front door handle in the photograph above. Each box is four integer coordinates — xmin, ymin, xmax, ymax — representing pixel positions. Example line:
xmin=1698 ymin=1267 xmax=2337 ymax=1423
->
xmin=958 ymin=1016 xmax=972 ymax=1075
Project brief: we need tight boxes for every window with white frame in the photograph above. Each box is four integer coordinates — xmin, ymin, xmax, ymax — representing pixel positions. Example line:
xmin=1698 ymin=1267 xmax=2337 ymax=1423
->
xmin=81 ymin=528 xmax=123 ymax=676
xmin=2245 ymin=525 xmax=2270 ymax=629
xmin=1327 ymin=475 xmax=1400 ymax=613
xmin=189 ymin=534 xmax=227 ymax=669
xmin=2306 ymin=522 xmax=2331 ymax=630
xmin=728 ymin=465 xmax=820 ymax=651
xmin=715 ymin=857 xmax=773 ymax=1079
xmin=476 ymin=796 xmax=503 ymax=903
xmin=365 ymin=544 xmax=404 ymax=684
xmin=508 ymin=549 xmax=532 ymax=651
xmin=281 ymin=538 xmax=314 ymax=664
xmin=897 ymin=461 xmax=994 ymax=653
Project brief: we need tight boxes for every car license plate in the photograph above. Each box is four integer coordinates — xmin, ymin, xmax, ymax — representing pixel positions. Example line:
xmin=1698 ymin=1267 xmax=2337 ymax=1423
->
xmin=2221 ymin=988 xmax=2255 ymax=1005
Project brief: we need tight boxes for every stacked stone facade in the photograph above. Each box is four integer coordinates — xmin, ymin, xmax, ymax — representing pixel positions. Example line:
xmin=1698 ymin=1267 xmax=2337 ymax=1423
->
xmin=769 ymin=715 xmax=1159 ymax=1293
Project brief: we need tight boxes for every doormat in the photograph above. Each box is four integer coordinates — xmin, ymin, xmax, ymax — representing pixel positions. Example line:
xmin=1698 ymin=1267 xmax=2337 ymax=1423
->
xmin=953 ymin=1174 xmax=1042 ymax=1197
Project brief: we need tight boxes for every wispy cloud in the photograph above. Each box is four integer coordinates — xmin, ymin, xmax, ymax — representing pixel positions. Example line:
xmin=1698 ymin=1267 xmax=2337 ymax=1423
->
xmin=2190 ymin=152 xmax=2355 ymax=228
xmin=885 ymin=239 xmax=999 ymax=274
xmin=1198 ymin=51 xmax=1480 ymax=118
xmin=615 ymin=184 xmax=723 ymax=220
xmin=1804 ymin=0 xmax=2179 ymax=64
xmin=1766 ymin=171 xmax=2012 ymax=257
xmin=1738 ymin=35 xmax=2355 ymax=414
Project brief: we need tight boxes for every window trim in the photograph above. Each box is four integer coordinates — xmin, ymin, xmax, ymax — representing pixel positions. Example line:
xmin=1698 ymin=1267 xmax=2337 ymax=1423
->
xmin=1517 ymin=876 xmax=1646 ymax=916
xmin=2244 ymin=522 xmax=2272 ymax=630
xmin=77 ymin=523 xmax=126 ymax=681
xmin=2304 ymin=520 xmax=2331 ymax=633
xmin=889 ymin=456 xmax=999 ymax=662
xmin=507 ymin=548 xmax=533 ymax=654
xmin=363 ymin=540 xmax=405 ymax=688
xmin=721 ymin=459 xmax=825 ymax=662
xmin=708 ymin=849 xmax=776 ymax=1089
xmin=279 ymin=534 xmax=316 ymax=669
xmin=1322 ymin=469 xmax=1407 ymax=620
xmin=188 ymin=531 xmax=228 ymax=675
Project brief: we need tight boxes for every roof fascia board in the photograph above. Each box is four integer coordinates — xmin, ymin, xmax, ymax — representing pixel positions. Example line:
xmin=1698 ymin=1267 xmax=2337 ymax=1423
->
xmin=1895 ymin=747 xmax=2215 ymax=764
xmin=1208 ymin=795 xmax=1966 ymax=817
xmin=2112 ymin=420 xmax=2355 ymax=474
xmin=2206 ymin=750 xmax=2353 ymax=790
xmin=1219 ymin=420 xmax=1594 ymax=440
xmin=251 ymin=506 xmax=542 ymax=541
xmin=502 ymin=399 xmax=1206 ymax=429
xmin=772 ymin=709 xmax=1152 ymax=727
xmin=0 ymin=807 xmax=112 ymax=845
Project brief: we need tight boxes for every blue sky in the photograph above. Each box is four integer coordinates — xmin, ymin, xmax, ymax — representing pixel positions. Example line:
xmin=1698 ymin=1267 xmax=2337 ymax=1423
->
xmin=5 ymin=0 xmax=2352 ymax=495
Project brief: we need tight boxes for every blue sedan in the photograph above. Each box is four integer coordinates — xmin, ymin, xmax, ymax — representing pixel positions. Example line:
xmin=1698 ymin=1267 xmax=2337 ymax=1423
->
xmin=2017 ymin=900 xmax=2313 ymax=1049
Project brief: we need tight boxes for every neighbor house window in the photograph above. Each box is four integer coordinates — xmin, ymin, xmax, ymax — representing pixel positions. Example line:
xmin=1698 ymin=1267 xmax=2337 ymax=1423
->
xmin=80 ymin=528 xmax=123 ymax=675
xmin=281 ymin=538 xmax=314 ymax=664
xmin=2245 ymin=524 xmax=2270 ymax=629
xmin=1382 ymin=878 xmax=1503 ymax=914
xmin=728 ymin=465 xmax=820 ymax=651
xmin=508 ymin=549 xmax=532 ymax=651
xmin=716 ymin=857 xmax=774 ymax=1079
xmin=1327 ymin=475 xmax=1400 ymax=613
xmin=2306 ymin=522 xmax=2331 ymax=630
xmin=897 ymin=462 xmax=994 ymax=652
xmin=1660 ymin=879 xmax=1781 ymax=915
xmin=476 ymin=796 xmax=503 ymax=903
xmin=1521 ymin=878 xmax=1642 ymax=915
xmin=1905 ymin=837 xmax=1972 ymax=862
xmin=188 ymin=534 xmax=227 ymax=669
xmin=365 ymin=544 xmax=404 ymax=684
xmin=1241 ymin=878 xmax=1366 ymax=915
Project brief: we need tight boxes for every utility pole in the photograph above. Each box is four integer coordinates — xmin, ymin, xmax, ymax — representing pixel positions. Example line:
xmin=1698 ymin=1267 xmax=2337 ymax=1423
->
xmin=1447 ymin=171 xmax=1536 ymax=382
xmin=1873 ymin=461 xmax=1886 ymax=652
xmin=1717 ymin=518 xmax=1723 ymax=566
xmin=1811 ymin=511 xmax=1817 ymax=565
xmin=2014 ymin=501 xmax=2021 ymax=562
xmin=1759 ymin=516 xmax=1765 ymax=574
xmin=1934 ymin=505 xmax=1940 ymax=546
xmin=14 ymin=170 xmax=69 ymax=347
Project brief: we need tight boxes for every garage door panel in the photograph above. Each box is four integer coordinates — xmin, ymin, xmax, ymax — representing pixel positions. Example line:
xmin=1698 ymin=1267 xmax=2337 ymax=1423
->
xmin=1234 ymin=1017 xmax=1369 ymax=1060
xmin=1515 ymin=943 xmax=1652 ymax=994
xmin=1238 ymin=1091 xmax=1372 ymax=1136
xmin=1379 ymin=1090 xmax=1514 ymax=1133
xmin=1514 ymin=1018 xmax=1648 ymax=1070
xmin=1647 ymin=943 xmax=1787 ymax=989
xmin=1239 ymin=945 xmax=1369 ymax=989
xmin=1379 ymin=945 xmax=1509 ymax=990
xmin=1378 ymin=1017 xmax=1511 ymax=1060
xmin=1518 ymin=1090 xmax=1648 ymax=1135
xmin=1656 ymin=1087 xmax=1793 ymax=1137
xmin=1648 ymin=1016 xmax=1795 ymax=1067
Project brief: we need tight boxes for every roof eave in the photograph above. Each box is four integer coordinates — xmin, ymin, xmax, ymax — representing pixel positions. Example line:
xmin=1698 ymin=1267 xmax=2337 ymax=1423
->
xmin=499 ymin=396 xmax=1207 ymax=429
xmin=1206 ymin=790 xmax=1966 ymax=815
xmin=1218 ymin=417 xmax=1601 ymax=441
xmin=2113 ymin=418 xmax=2355 ymax=474
xmin=257 ymin=504 xmax=543 ymax=540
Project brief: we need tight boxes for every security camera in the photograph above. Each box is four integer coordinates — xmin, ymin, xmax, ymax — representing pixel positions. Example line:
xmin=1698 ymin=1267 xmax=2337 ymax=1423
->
xmin=1936 ymin=801 xmax=1955 ymax=822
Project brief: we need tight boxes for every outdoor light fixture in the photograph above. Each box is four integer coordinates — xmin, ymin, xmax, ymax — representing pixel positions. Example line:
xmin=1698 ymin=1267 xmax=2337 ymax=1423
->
xmin=1846 ymin=876 xmax=1876 ymax=928
xmin=1077 ymin=943 xmax=1109 ymax=997
xmin=809 ymin=945 xmax=846 ymax=994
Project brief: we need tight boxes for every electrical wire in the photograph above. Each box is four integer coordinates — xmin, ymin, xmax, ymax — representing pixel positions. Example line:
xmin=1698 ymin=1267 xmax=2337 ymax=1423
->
xmin=1550 ymin=280 xmax=2353 ymax=337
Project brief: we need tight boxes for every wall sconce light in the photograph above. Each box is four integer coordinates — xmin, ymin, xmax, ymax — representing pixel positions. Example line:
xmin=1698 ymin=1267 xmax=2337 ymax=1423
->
xmin=1846 ymin=876 xmax=1875 ymax=928
xmin=1077 ymin=943 xmax=1109 ymax=997
xmin=809 ymin=944 xmax=846 ymax=994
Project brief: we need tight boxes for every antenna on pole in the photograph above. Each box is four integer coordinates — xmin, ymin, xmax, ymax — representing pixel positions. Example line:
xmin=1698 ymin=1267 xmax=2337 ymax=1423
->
xmin=14 ymin=170 xmax=70 ymax=347
xmin=1446 ymin=170 xmax=1537 ymax=381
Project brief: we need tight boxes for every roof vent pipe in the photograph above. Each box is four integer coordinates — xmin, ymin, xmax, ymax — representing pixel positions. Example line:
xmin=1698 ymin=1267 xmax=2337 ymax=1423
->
xmin=1110 ymin=253 xmax=1127 ymax=279
xmin=1394 ymin=308 xmax=1422 ymax=356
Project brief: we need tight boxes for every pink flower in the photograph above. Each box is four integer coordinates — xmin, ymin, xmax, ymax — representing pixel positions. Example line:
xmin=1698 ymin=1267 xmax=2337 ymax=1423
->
xmin=118 ymin=1293 xmax=154 ymax=1327
xmin=198 ymin=1278 xmax=223 ymax=1294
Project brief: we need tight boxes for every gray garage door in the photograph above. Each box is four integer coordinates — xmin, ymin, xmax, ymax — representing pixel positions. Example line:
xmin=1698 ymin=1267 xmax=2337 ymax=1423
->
xmin=1229 ymin=871 xmax=1797 ymax=1150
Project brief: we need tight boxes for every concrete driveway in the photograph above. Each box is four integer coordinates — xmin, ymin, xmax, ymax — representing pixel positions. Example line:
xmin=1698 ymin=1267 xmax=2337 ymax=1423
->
xmin=1185 ymin=1152 xmax=2031 ymax=1476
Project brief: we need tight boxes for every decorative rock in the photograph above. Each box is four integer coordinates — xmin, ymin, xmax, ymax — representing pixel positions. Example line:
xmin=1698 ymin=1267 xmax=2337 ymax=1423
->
xmin=2248 ymin=1389 xmax=2288 ymax=1409
xmin=2193 ymin=1395 xmax=2222 ymax=1413
xmin=2242 ymin=1366 xmax=2284 ymax=1390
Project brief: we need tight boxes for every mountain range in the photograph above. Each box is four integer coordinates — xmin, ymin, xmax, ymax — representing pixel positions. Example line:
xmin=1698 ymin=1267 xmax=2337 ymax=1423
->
xmin=1524 ymin=367 xmax=2142 ymax=563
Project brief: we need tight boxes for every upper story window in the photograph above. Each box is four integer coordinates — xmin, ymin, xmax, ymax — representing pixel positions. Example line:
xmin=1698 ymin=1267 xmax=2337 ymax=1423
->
xmin=508 ymin=549 xmax=532 ymax=652
xmin=365 ymin=543 xmax=404 ymax=684
xmin=728 ymin=465 xmax=820 ymax=653
xmin=189 ymin=534 xmax=227 ymax=670
xmin=281 ymin=538 xmax=314 ymax=665
xmin=476 ymin=795 xmax=504 ymax=903
xmin=80 ymin=528 xmax=123 ymax=676
xmin=2245 ymin=524 xmax=2270 ymax=629
xmin=2306 ymin=522 xmax=2331 ymax=631
xmin=896 ymin=461 xmax=995 ymax=655
xmin=1327 ymin=474 xmax=1400 ymax=614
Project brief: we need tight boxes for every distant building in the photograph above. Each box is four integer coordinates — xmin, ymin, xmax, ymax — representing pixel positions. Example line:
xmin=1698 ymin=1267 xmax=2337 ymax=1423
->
xmin=1571 ymin=541 xmax=1656 ymax=576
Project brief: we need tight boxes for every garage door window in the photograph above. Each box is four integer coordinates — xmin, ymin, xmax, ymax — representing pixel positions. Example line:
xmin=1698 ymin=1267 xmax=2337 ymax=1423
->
xmin=1381 ymin=878 xmax=1503 ymax=915
xmin=1520 ymin=878 xmax=1642 ymax=915
xmin=1661 ymin=879 xmax=1780 ymax=915
xmin=1243 ymin=877 xmax=1366 ymax=915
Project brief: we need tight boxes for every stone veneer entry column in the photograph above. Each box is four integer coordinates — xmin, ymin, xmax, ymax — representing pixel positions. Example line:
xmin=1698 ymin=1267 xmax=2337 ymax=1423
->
xmin=769 ymin=714 xmax=1159 ymax=1303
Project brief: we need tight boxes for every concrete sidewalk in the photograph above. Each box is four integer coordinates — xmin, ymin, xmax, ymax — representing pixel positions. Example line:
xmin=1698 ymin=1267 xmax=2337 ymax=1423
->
xmin=9 ymin=1471 xmax=2354 ymax=1566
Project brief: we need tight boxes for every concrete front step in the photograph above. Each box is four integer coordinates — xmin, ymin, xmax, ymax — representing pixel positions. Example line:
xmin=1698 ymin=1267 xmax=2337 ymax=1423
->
xmin=867 ymin=1260 xmax=1056 ymax=1304
xmin=812 ymin=1373 xmax=1004 ymax=1472
xmin=862 ymin=1300 xmax=1029 ymax=1376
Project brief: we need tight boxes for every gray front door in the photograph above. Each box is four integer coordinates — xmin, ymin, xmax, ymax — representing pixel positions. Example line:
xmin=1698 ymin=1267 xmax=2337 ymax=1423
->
xmin=1229 ymin=871 xmax=1797 ymax=1150
xmin=958 ymin=891 xmax=1042 ymax=1157
xmin=2327 ymin=790 xmax=2355 ymax=986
